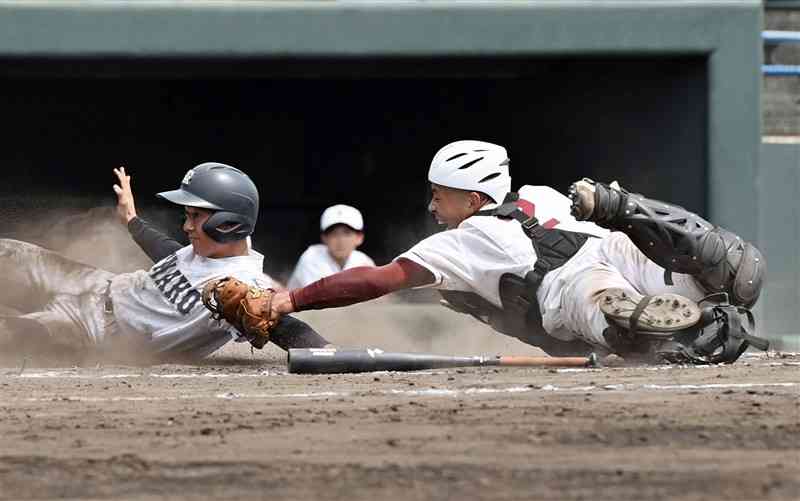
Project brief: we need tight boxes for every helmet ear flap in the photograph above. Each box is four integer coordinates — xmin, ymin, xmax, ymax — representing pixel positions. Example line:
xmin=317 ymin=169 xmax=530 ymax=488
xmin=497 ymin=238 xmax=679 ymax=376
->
xmin=202 ymin=211 xmax=253 ymax=243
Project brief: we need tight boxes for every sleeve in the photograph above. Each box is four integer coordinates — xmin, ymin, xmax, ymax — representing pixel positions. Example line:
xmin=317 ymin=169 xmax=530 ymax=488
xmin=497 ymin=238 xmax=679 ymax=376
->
xmin=394 ymin=229 xmax=479 ymax=292
xmin=290 ymin=260 xmax=434 ymax=311
xmin=127 ymin=216 xmax=184 ymax=263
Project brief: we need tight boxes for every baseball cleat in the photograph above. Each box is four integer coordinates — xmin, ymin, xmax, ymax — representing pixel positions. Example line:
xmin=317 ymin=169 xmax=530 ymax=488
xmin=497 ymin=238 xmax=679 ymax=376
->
xmin=599 ymin=288 xmax=701 ymax=334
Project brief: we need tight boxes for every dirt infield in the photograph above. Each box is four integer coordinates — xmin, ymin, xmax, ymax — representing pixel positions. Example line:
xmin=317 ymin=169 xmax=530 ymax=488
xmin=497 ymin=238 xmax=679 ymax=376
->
xmin=0 ymin=351 xmax=797 ymax=501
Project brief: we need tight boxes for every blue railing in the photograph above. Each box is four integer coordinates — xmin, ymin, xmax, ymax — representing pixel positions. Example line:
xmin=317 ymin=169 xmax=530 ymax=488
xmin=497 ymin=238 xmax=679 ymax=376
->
xmin=763 ymin=31 xmax=800 ymax=76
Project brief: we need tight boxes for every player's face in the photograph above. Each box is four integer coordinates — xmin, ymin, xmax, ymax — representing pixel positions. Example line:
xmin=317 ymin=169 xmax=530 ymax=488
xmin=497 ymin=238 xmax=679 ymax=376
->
xmin=321 ymin=225 xmax=364 ymax=263
xmin=428 ymin=184 xmax=477 ymax=229
xmin=182 ymin=207 xmax=227 ymax=258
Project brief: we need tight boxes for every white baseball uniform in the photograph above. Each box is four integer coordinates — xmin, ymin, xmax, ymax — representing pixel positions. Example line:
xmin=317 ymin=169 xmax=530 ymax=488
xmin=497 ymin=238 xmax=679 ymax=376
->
xmin=288 ymin=244 xmax=375 ymax=289
xmin=109 ymin=245 xmax=271 ymax=358
xmin=0 ymin=237 xmax=272 ymax=360
xmin=397 ymin=186 xmax=707 ymax=348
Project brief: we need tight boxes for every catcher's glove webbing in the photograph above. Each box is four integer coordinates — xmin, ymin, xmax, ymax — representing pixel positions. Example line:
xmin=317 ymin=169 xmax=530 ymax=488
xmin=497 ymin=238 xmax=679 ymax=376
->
xmin=202 ymin=277 xmax=280 ymax=349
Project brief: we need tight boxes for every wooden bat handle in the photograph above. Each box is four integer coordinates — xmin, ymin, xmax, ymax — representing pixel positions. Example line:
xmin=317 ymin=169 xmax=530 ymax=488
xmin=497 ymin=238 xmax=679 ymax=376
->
xmin=497 ymin=354 xmax=596 ymax=367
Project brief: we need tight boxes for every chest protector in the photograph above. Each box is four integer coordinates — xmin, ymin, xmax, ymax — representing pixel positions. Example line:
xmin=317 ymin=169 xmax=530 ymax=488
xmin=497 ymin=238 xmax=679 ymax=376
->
xmin=439 ymin=192 xmax=595 ymax=355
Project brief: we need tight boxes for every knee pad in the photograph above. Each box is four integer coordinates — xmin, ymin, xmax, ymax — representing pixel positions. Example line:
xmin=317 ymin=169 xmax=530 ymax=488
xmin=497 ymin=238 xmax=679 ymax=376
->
xmin=695 ymin=229 xmax=764 ymax=308
xmin=571 ymin=179 xmax=765 ymax=308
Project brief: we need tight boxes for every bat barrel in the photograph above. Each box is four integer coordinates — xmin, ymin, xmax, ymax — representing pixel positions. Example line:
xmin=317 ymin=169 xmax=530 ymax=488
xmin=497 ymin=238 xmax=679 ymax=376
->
xmin=288 ymin=348 xmax=487 ymax=374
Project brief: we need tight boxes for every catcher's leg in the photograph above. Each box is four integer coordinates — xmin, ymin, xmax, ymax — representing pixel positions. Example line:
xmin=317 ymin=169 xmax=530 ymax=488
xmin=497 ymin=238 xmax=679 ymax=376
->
xmin=600 ymin=287 xmax=768 ymax=364
xmin=568 ymin=179 xmax=764 ymax=308
xmin=560 ymin=234 xmax=767 ymax=363
xmin=556 ymin=246 xmax=645 ymax=350
xmin=269 ymin=315 xmax=332 ymax=350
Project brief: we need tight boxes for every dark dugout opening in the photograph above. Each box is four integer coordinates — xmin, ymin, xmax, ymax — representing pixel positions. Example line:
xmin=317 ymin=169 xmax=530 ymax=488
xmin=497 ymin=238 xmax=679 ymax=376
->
xmin=0 ymin=56 xmax=707 ymax=279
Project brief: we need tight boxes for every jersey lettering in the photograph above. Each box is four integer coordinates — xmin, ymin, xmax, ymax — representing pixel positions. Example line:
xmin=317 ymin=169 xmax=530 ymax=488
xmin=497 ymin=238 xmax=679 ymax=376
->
xmin=165 ymin=277 xmax=193 ymax=304
xmin=154 ymin=270 xmax=181 ymax=291
xmin=148 ymin=253 xmax=202 ymax=316
xmin=177 ymin=289 xmax=202 ymax=315
xmin=150 ymin=254 xmax=178 ymax=279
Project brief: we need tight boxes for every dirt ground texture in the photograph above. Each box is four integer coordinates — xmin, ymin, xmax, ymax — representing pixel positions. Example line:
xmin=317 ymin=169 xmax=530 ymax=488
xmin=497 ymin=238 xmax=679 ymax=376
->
xmin=0 ymin=349 xmax=797 ymax=501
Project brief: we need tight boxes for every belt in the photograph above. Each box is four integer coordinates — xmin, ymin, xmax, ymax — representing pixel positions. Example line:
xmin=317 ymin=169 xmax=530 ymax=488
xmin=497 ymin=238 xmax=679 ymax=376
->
xmin=103 ymin=280 xmax=114 ymax=315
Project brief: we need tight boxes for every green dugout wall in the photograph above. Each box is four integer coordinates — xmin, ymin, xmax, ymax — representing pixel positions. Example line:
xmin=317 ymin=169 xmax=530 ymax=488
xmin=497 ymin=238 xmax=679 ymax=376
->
xmin=760 ymin=141 xmax=800 ymax=349
xmin=0 ymin=0 xmax=776 ymax=337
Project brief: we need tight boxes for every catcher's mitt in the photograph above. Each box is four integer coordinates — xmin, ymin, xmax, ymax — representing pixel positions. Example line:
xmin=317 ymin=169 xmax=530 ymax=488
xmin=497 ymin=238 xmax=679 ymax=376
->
xmin=202 ymin=277 xmax=280 ymax=349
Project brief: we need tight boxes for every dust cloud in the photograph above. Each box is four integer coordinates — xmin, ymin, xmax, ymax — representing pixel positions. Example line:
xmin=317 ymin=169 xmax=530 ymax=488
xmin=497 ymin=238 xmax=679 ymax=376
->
xmin=0 ymin=200 xmax=543 ymax=367
xmin=0 ymin=198 xmax=154 ymax=274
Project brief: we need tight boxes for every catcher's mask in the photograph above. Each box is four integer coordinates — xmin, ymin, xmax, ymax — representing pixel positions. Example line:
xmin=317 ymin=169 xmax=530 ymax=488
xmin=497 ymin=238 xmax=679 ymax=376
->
xmin=158 ymin=162 xmax=259 ymax=243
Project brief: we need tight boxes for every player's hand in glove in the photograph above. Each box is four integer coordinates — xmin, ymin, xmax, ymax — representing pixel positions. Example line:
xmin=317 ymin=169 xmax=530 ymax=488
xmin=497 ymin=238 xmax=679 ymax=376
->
xmin=201 ymin=277 xmax=280 ymax=349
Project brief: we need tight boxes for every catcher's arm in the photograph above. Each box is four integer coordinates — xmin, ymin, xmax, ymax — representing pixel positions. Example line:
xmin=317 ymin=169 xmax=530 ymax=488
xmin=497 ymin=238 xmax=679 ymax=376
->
xmin=202 ymin=260 xmax=433 ymax=348
xmin=285 ymin=259 xmax=434 ymax=313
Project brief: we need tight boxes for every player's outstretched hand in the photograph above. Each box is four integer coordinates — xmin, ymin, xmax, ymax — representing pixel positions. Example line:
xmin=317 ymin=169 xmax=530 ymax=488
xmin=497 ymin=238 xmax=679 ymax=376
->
xmin=113 ymin=166 xmax=138 ymax=225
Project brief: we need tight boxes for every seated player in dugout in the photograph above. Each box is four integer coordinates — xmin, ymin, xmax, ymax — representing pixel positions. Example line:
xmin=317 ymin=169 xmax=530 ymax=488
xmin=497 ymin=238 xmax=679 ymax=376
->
xmin=0 ymin=162 xmax=330 ymax=364
xmin=287 ymin=204 xmax=375 ymax=289
xmin=220 ymin=140 xmax=768 ymax=364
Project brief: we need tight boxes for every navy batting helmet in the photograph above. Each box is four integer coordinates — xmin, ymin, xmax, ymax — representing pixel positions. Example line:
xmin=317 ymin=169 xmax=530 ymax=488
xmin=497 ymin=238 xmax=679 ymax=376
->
xmin=157 ymin=162 xmax=259 ymax=243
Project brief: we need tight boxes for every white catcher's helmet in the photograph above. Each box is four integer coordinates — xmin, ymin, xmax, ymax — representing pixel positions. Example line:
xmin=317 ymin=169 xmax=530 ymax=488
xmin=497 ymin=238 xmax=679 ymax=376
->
xmin=428 ymin=140 xmax=511 ymax=203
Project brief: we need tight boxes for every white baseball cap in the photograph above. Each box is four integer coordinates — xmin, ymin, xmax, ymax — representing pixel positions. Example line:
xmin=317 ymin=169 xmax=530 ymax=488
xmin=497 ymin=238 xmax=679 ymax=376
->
xmin=320 ymin=204 xmax=364 ymax=232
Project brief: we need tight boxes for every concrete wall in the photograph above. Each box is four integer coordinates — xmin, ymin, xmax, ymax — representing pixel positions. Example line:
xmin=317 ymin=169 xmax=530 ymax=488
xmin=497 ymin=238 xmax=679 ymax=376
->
xmin=761 ymin=6 xmax=798 ymax=348
xmin=759 ymin=140 xmax=800 ymax=350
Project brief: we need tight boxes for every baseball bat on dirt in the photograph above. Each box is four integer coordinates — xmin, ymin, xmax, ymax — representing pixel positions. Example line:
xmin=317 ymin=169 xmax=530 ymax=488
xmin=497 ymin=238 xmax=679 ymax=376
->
xmin=287 ymin=348 xmax=598 ymax=374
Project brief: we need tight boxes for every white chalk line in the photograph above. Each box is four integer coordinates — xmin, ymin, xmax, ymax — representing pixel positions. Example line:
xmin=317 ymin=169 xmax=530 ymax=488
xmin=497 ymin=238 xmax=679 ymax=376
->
xmin=3 ymin=352 xmax=796 ymax=380
xmin=388 ymin=382 xmax=799 ymax=397
xmin=5 ymin=371 xmax=278 ymax=379
xmin=8 ymin=382 xmax=797 ymax=403
xmin=15 ymin=391 xmax=347 ymax=403
xmin=0 ymin=366 xmax=767 ymax=379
